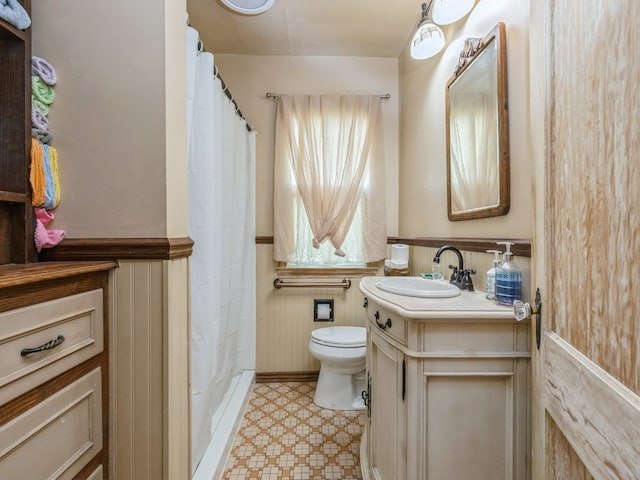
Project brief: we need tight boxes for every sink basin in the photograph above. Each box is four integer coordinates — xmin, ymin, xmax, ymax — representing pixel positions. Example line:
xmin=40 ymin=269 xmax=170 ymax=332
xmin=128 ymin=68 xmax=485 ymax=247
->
xmin=375 ymin=276 xmax=461 ymax=298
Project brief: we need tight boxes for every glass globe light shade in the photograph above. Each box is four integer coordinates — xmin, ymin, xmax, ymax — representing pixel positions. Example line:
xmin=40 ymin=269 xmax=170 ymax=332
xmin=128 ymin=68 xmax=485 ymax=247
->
xmin=410 ymin=22 xmax=446 ymax=59
xmin=220 ymin=0 xmax=275 ymax=15
xmin=431 ymin=0 xmax=475 ymax=25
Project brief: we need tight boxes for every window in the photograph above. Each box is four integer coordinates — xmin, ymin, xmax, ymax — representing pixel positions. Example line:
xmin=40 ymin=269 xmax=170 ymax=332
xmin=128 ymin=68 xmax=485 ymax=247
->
xmin=273 ymin=95 xmax=386 ymax=267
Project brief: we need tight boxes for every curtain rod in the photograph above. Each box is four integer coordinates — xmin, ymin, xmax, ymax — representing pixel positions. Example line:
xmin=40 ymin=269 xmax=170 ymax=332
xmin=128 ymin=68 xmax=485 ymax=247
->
xmin=195 ymin=38 xmax=254 ymax=132
xmin=214 ymin=64 xmax=253 ymax=132
xmin=266 ymin=92 xmax=391 ymax=100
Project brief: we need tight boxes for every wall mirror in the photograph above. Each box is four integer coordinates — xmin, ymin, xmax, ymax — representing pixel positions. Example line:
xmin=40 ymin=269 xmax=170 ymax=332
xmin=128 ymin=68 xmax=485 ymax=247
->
xmin=446 ymin=22 xmax=509 ymax=221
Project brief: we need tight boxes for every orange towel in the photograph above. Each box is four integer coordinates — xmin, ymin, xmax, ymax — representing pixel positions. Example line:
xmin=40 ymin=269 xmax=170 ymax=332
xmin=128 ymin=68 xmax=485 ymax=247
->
xmin=30 ymin=138 xmax=47 ymax=206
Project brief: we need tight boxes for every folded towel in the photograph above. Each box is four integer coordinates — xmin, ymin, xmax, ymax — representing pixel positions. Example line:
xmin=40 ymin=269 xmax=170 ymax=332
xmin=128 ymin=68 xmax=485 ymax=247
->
xmin=49 ymin=146 xmax=61 ymax=207
xmin=41 ymin=144 xmax=56 ymax=210
xmin=34 ymin=208 xmax=64 ymax=252
xmin=32 ymin=128 xmax=53 ymax=145
xmin=31 ymin=107 xmax=48 ymax=130
xmin=30 ymin=138 xmax=46 ymax=207
xmin=31 ymin=75 xmax=55 ymax=105
xmin=31 ymin=56 xmax=57 ymax=86
xmin=32 ymin=95 xmax=49 ymax=116
xmin=0 ymin=0 xmax=31 ymax=30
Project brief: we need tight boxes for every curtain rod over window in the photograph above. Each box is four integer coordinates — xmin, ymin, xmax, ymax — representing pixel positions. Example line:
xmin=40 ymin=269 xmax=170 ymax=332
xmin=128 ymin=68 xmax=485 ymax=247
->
xmin=265 ymin=92 xmax=391 ymax=100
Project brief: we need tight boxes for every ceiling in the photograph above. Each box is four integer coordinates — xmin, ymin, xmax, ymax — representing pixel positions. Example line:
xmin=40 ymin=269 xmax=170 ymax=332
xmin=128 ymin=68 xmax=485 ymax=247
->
xmin=186 ymin=0 xmax=421 ymax=58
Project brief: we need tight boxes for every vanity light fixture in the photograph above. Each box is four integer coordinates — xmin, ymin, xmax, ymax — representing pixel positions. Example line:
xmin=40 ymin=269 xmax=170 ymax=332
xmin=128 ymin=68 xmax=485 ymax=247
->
xmin=410 ymin=0 xmax=477 ymax=60
xmin=219 ymin=0 xmax=275 ymax=15
xmin=410 ymin=1 xmax=446 ymax=60
xmin=431 ymin=0 xmax=475 ymax=25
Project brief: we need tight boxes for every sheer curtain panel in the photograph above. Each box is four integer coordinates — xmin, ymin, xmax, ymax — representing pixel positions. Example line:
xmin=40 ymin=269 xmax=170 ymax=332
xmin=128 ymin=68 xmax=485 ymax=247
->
xmin=273 ymin=95 xmax=386 ymax=264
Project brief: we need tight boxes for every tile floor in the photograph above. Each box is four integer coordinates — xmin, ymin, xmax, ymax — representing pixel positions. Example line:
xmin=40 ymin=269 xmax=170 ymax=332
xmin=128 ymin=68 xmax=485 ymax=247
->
xmin=222 ymin=382 xmax=364 ymax=480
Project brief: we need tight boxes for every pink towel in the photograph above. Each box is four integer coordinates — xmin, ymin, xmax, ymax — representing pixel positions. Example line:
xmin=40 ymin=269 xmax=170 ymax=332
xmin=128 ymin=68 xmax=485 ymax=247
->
xmin=34 ymin=207 xmax=64 ymax=252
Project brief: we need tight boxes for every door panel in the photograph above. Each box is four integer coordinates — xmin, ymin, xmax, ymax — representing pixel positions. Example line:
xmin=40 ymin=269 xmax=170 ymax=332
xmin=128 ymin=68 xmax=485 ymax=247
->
xmin=547 ymin=420 xmax=592 ymax=480
xmin=530 ymin=0 xmax=640 ymax=478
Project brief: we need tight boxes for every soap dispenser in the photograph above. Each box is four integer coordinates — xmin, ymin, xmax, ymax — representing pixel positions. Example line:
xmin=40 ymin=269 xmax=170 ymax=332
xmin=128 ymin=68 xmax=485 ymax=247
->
xmin=494 ymin=242 xmax=522 ymax=305
xmin=485 ymin=249 xmax=502 ymax=301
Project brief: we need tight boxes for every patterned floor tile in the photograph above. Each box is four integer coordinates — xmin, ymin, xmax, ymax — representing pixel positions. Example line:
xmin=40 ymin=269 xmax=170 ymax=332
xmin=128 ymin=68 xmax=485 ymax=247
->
xmin=221 ymin=382 xmax=363 ymax=480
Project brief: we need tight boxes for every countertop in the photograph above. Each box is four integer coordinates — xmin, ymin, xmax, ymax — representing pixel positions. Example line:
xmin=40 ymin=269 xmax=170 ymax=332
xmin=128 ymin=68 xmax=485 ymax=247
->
xmin=359 ymin=276 xmax=516 ymax=320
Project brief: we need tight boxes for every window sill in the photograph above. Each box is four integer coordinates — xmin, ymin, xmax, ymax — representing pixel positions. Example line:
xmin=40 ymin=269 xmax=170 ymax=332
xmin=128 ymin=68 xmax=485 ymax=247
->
xmin=275 ymin=266 xmax=380 ymax=277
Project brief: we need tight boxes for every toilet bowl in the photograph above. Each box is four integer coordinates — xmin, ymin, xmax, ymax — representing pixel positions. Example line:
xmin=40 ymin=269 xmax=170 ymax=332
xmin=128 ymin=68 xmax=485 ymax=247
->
xmin=309 ymin=326 xmax=366 ymax=410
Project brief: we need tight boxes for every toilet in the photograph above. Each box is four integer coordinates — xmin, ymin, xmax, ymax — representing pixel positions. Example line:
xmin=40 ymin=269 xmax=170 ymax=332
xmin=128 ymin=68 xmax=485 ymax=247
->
xmin=309 ymin=326 xmax=366 ymax=410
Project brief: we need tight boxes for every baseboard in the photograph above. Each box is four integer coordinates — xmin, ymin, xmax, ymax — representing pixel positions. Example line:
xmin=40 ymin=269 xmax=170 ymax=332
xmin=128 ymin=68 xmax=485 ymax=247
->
xmin=255 ymin=371 xmax=319 ymax=383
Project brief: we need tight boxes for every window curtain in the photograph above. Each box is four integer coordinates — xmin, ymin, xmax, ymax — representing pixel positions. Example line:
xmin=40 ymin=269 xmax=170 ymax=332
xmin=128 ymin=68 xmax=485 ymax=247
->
xmin=449 ymin=92 xmax=498 ymax=212
xmin=273 ymin=95 xmax=386 ymax=263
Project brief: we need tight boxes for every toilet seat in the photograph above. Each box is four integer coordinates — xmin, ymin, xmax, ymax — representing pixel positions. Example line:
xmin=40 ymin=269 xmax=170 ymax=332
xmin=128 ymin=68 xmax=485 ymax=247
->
xmin=311 ymin=326 xmax=365 ymax=348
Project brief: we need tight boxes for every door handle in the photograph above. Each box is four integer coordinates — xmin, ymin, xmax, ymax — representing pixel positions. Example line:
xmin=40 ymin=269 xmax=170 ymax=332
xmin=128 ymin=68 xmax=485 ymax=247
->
xmin=513 ymin=288 xmax=542 ymax=349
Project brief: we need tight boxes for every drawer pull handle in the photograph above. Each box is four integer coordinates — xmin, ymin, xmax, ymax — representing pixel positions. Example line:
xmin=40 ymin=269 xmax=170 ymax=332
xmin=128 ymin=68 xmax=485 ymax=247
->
xmin=20 ymin=335 xmax=65 ymax=357
xmin=376 ymin=317 xmax=392 ymax=330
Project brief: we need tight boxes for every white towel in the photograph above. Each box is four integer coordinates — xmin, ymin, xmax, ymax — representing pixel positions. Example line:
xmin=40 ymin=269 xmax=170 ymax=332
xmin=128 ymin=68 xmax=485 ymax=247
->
xmin=0 ymin=0 xmax=31 ymax=30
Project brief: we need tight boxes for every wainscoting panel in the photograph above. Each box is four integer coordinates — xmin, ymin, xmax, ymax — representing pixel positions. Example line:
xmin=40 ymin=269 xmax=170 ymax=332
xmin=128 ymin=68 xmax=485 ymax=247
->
xmin=256 ymin=245 xmax=378 ymax=373
xmin=109 ymin=258 xmax=190 ymax=480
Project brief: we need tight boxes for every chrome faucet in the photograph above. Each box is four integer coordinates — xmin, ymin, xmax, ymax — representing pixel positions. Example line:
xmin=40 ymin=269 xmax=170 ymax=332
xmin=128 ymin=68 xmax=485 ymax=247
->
xmin=433 ymin=245 xmax=475 ymax=291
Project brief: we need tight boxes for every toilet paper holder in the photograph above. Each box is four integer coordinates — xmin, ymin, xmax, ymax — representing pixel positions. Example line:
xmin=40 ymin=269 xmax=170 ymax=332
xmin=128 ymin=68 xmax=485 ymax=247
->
xmin=314 ymin=299 xmax=334 ymax=322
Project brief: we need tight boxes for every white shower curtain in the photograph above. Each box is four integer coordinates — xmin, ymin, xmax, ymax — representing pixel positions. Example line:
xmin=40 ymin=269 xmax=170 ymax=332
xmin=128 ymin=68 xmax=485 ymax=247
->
xmin=186 ymin=26 xmax=256 ymax=475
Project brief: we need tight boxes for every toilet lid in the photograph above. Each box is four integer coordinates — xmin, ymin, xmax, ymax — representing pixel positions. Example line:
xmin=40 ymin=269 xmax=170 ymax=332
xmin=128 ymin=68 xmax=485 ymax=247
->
xmin=311 ymin=326 xmax=366 ymax=347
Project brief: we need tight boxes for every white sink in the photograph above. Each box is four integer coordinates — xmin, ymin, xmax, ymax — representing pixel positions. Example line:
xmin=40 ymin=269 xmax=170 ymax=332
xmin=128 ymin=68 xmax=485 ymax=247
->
xmin=375 ymin=276 xmax=461 ymax=298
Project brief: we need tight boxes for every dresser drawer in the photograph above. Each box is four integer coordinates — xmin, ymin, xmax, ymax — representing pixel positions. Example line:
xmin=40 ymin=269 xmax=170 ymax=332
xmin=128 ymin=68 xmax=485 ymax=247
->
xmin=0 ymin=367 xmax=103 ymax=480
xmin=365 ymin=301 xmax=406 ymax=346
xmin=0 ymin=289 xmax=104 ymax=405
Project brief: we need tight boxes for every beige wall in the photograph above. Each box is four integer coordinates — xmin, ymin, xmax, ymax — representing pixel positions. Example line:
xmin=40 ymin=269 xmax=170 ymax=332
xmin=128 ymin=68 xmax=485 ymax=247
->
xmin=398 ymin=0 xmax=531 ymax=239
xmin=213 ymin=54 xmax=400 ymax=237
xmin=32 ymin=0 xmax=188 ymax=238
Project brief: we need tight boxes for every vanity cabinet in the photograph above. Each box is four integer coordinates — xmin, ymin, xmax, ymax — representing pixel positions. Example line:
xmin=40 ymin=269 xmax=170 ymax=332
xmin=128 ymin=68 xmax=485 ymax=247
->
xmin=0 ymin=261 xmax=117 ymax=480
xmin=360 ymin=277 xmax=530 ymax=480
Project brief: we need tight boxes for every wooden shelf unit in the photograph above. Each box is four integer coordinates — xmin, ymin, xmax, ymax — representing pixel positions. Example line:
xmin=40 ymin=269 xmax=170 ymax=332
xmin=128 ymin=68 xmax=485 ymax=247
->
xmin=0 ymin=0 xmax=35 ymax=264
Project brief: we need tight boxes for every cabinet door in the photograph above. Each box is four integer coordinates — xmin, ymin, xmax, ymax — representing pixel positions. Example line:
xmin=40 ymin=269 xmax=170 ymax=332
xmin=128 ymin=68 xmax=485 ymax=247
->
xmin=419 ymin=357 xmax=526 ymax=480
xmin=369 ymin=330 xmax=405 ymax=480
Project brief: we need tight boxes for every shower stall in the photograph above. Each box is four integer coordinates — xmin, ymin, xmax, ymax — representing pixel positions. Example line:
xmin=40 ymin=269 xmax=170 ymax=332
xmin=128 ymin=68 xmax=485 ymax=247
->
xmin=186 ymin=25 xmax=256 ymax=479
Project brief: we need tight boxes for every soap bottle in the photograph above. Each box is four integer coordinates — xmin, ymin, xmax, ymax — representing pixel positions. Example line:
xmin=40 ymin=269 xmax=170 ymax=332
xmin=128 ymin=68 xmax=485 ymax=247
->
xmin=485 ymin=249 xmax=502 ymax=301
xmin=494 ymin=241 xmax=522 ymax=305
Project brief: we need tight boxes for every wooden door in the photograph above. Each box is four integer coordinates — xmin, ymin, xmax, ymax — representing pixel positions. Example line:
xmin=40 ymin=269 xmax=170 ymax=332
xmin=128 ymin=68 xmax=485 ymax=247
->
xmin=530 ymin=1 xmax=640 ymax=478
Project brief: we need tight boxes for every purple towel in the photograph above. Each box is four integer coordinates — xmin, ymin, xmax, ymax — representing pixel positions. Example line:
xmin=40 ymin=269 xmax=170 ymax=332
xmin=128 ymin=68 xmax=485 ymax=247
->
xmin=31 ymin=107 xmax=49 ymax=131
xmin=32 ymin=56 xmax=57 ymax=86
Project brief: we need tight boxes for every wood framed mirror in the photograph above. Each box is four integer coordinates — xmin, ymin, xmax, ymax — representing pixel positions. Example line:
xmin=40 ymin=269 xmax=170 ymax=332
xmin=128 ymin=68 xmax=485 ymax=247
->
xmin=446 ymin=22 xmax=509 ymax=221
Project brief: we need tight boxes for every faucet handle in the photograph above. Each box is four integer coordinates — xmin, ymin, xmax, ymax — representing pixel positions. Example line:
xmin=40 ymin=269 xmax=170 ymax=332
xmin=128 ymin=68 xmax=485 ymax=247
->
xmin=448 ymin=265 xmax=459 ymax=282
xmin=461 ymin=269 xmax=476 ymax=291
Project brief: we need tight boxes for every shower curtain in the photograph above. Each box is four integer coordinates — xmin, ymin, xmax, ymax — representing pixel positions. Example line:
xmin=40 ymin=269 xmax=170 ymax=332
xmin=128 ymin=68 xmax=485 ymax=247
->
xmin=186 ymin=26 xmax=256 ymax=475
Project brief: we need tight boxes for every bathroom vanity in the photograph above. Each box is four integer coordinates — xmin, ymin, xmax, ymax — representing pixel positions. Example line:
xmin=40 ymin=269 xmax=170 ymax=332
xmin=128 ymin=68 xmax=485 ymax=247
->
xmin=359 ymin=276 xmax=530 ymax=480
xmin=0 ymin=262 xmax=116 ymax=479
